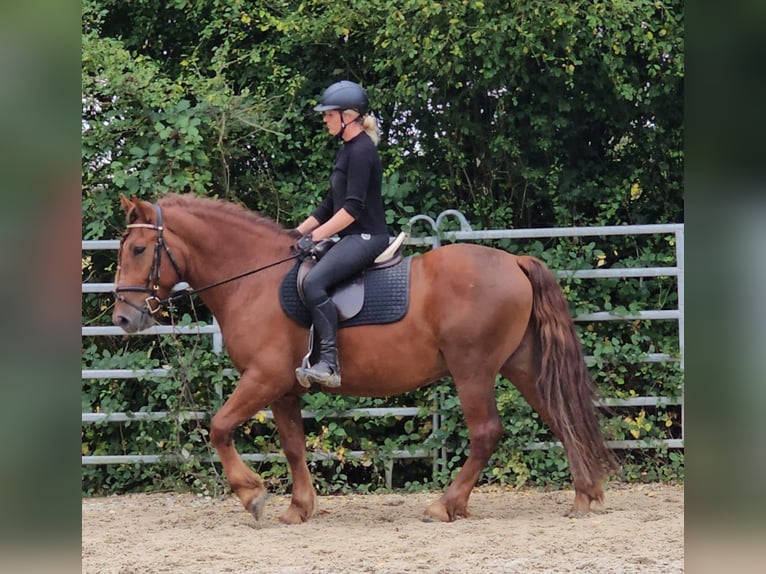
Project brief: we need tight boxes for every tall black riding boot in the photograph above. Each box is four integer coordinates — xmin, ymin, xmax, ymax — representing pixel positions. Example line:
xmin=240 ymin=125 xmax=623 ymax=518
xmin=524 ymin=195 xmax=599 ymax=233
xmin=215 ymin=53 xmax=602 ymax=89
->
xmin=300 ymin=298 xmax=341 ymax=388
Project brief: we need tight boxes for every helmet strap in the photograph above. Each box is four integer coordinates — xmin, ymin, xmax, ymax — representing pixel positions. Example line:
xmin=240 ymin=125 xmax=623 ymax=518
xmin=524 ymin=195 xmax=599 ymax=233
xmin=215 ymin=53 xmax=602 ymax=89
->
xmin=336 ymin=110 xmax=363 ymax=139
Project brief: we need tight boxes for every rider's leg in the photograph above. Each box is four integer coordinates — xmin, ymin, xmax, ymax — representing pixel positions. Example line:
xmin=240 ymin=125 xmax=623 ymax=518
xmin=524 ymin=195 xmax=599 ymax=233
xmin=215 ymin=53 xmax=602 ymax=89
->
xmin=298 ymin=234 xmax=389 ymax=388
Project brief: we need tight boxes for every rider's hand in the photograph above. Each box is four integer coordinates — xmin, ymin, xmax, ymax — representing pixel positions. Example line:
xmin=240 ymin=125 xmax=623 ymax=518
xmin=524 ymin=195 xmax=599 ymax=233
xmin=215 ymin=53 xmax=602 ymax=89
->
xmin=292 ymin=234 xmax=317 ymax=258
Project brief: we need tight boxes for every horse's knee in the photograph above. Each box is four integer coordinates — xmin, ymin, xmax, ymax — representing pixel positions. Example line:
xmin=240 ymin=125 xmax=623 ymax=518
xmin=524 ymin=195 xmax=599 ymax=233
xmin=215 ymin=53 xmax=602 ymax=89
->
xmin=210 ymin=414 xmax=234 ymax=449
xmin=469 ymin=418 xmax=503 ymax=459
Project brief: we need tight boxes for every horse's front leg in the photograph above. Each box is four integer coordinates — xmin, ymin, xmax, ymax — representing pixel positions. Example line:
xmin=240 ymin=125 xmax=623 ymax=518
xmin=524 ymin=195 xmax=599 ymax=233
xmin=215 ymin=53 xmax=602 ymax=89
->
xmin=210 ymin=370 xmax=284 ymax=521
xmin=270 ymin=394 xmax=317 ymax=524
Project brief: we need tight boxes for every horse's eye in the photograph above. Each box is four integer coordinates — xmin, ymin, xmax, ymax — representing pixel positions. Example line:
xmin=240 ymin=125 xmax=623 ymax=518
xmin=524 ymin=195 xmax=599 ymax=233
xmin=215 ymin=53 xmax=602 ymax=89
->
xmin=132 ymin=246 xmax=146 ymax=256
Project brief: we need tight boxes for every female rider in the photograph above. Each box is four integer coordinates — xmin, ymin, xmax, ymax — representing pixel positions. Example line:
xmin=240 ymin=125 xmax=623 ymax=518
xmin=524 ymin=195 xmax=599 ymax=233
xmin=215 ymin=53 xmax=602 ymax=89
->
xmin=293 ymin=80 xmax=390 ymax=388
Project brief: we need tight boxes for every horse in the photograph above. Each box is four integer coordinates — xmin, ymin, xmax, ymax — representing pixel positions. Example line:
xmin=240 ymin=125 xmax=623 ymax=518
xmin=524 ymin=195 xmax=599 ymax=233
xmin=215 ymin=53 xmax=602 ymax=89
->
xmin=112 ymin=193 xmax=619 ymax=524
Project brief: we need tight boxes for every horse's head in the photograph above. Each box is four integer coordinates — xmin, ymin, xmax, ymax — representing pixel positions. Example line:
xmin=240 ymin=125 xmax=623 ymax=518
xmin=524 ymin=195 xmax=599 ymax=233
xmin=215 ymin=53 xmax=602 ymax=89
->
xmin=112 ymin=195 xmax=184 ymax=333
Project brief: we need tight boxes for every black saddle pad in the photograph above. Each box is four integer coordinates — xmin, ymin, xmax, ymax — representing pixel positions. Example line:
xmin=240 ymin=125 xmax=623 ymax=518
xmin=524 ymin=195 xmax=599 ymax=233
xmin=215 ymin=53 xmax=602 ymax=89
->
xmin=279 ymin=256 xmax=412 ymax=328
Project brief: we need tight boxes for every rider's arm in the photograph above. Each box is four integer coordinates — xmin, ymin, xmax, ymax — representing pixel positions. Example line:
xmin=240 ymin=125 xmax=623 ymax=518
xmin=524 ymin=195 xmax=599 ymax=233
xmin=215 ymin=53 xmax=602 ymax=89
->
xmin=310 ymin=208 xmax=355 ymax=241
xmin=295 ymin=215 xmax=321 ymax=236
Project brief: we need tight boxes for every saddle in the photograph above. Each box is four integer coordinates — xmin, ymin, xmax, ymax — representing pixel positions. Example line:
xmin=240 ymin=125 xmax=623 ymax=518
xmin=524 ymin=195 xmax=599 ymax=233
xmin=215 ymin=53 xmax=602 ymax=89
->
xmin=280 ymin=232 xmax=411 ymax=389
xmin=279 ymin=232 xmax=411 ymax=329
xmin=297 ymin=232 xmax=407 ymax=320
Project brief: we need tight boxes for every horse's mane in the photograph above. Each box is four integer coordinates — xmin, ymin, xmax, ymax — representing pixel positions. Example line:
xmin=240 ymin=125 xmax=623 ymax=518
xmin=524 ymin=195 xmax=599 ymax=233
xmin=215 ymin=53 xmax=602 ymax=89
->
xmin=158 ymin=193 xmax=293 ymax=236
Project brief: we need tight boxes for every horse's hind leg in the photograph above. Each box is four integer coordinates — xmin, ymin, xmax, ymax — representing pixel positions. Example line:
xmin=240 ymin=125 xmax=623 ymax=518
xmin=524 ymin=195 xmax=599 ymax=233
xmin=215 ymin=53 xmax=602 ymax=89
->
xmin=501 ymin=333 xmax=605 ymax=516
xmin=424 ymin=373 xmax=503 ymax=522
xmin=269 ymin=394 xmax=317 ymax=524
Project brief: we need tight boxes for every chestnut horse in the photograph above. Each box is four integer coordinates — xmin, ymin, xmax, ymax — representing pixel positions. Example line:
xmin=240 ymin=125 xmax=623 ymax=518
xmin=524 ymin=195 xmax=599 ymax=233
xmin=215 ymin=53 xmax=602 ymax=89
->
xmin=112 ymin=193 xmax=618 ymax=524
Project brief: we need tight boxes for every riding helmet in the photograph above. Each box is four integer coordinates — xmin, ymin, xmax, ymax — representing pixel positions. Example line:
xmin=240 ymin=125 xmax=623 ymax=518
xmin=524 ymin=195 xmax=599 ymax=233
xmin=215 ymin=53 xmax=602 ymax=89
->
xmin=314 ymin=81 xmax=369 ymax=115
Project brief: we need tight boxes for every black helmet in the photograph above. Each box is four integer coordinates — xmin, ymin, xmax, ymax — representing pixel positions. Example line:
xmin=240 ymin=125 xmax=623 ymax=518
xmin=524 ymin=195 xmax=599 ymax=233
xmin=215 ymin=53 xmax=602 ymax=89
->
xmin=314 ymin=80 xmax=369 ymax=115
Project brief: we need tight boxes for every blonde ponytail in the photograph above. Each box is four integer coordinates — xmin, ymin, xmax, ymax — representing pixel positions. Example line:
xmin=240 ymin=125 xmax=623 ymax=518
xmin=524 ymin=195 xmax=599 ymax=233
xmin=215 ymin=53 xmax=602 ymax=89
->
xmin=362 ymin=113 xmax=380 ymax=146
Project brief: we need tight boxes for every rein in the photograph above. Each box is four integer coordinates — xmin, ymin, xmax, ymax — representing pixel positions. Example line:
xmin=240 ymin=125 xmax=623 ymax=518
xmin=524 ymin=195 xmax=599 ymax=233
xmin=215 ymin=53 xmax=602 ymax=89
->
xmin=114 ymin=202 xmax=298 ymax=315
xmin=161 ymin=254 xmax=298 ymax=306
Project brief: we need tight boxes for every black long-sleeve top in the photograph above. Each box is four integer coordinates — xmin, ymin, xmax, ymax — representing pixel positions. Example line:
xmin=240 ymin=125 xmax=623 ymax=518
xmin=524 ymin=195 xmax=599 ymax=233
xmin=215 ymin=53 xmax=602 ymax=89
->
xmin=310 ymin=131 xmax=389 ymax=237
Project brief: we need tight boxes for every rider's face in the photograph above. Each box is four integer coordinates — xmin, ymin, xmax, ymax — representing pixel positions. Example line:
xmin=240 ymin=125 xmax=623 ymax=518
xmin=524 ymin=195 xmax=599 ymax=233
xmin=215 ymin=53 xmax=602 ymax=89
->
xmin=322 ymin=110 xmax=342 ymax=136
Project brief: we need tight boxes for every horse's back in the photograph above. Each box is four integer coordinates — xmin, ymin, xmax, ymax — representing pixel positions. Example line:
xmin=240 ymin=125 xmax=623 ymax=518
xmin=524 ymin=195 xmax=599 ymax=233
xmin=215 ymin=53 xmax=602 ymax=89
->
xmin=412 ymin=243 xmax=533 ymax=310
xmin=408 ymin=242 xmax=534 ymax=359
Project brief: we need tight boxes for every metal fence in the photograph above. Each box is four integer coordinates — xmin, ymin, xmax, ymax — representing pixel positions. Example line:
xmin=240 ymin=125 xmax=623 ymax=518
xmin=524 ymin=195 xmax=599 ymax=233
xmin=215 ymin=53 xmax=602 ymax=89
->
xmin=82 ymin=212 xmax=684 ymax=485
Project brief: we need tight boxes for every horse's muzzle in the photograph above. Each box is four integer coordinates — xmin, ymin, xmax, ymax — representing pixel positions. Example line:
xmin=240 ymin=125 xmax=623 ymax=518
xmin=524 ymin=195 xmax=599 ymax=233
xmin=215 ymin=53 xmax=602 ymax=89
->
xmin=112 ymin=304 xmax=155 ymax=333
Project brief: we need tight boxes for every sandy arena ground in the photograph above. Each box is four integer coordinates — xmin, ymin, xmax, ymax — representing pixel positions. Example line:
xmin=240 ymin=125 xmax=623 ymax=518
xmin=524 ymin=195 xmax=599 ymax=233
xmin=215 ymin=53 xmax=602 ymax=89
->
xmin=82 ymin=483 xmax=683 ymax=574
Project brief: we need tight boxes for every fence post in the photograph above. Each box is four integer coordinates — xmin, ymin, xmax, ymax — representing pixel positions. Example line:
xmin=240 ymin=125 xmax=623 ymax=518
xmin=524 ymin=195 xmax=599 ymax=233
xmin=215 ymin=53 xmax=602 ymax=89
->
xmin=675 ymin=227 xmax=685 ymax=445
xmin=212 ymin=317 xmax=224 ymax=403
xmin=384 ymin=459 xmax=394 ymax=490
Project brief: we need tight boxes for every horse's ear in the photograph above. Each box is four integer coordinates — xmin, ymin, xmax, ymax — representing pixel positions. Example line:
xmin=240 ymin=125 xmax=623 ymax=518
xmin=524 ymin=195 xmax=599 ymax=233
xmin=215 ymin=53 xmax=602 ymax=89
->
xmin=119 ymin=194 xmax=132 ymax=213
xmin=121 ymin=195 xmax=154 ymax=225
xmin=119 ymin=194 xmax=140 ymax=224
xmin=131 ymin=197 xmax=155 ymax=223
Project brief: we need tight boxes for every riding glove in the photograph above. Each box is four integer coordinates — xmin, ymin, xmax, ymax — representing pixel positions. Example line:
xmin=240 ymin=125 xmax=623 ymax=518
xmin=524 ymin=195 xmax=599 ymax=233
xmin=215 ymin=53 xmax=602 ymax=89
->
xmin=293 ymin=234 xmax=318 ymax=259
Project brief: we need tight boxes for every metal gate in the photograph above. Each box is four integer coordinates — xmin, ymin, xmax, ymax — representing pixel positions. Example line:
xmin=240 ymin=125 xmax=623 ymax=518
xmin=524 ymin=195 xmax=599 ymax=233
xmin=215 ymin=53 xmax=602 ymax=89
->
xmin=82 ymin=211 xmax=684 ymax=486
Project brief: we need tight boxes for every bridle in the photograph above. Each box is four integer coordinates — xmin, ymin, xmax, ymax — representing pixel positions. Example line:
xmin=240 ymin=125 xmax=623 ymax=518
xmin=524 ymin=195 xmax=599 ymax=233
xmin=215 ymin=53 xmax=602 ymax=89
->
xmin=114 ymin=202 xmax=299 ymax=317
xmin=114 ymin=203 xmax=183 ymax=316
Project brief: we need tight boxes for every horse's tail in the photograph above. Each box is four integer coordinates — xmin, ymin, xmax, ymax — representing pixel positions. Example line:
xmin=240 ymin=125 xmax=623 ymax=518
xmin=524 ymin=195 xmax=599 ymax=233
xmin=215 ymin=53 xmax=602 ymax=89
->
xmin=517 ymin=255 xmax=620 ymax=493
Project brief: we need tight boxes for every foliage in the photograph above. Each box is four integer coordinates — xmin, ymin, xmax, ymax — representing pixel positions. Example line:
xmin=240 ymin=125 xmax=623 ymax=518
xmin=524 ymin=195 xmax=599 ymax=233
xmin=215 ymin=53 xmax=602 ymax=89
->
xmin=82 ymin=0 xmax=683 ymax=239
xmin=81 ymin=0 xmax=683 ymax=495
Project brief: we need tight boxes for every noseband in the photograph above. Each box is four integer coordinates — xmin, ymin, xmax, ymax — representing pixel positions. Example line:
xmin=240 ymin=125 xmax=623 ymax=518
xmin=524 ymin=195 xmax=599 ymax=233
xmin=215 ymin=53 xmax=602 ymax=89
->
xmin=114 ymin=203 xmax=183 ymax=316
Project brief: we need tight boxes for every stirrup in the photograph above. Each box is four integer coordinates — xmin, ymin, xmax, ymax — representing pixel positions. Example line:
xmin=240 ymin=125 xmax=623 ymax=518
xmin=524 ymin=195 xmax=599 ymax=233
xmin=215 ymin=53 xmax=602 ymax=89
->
xmin=295 ymin=362 xmax=341 ymax=389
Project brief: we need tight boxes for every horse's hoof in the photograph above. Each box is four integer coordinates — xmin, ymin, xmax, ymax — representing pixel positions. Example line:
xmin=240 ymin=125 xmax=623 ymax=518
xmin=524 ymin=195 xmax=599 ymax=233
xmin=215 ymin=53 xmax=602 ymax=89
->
xmin=248 ymin=491 xmax=269 ymax=521
xmin=567 ymin=493 xmax=594 ymax=517
xmin=277 ymin=508 xmax=308 ymax=525
xmin=423 ymin=502 xmax=452 ymax=523
xmin=566 ymin=507 xmax=589 ymax=518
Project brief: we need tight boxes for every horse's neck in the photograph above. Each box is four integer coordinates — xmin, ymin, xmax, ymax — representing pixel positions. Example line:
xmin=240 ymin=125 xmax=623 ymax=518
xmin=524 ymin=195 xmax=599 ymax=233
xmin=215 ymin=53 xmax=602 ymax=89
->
xmin=167 ymin=207 xmax=290 ymax=311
